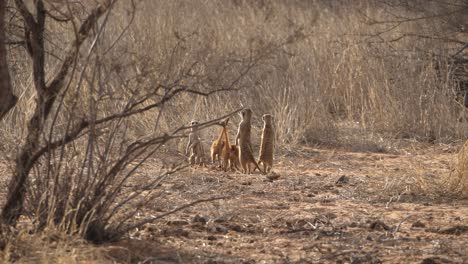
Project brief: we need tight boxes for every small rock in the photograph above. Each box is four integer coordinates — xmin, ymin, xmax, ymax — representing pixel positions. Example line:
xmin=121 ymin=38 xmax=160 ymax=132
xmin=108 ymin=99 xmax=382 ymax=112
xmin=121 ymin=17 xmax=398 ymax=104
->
xmin=167 ymin=219 xmax=189 ymax=226
xmin=214 ymin=217 xmax=227 ymax=223
xmin=369 ymin=220 xmax=391 ymax=231
xmin=215 ymin=225 xmax=228 ymax=233
xmin=266 ymin=173 xmax=280 ymax=181
xmin=231 ymin=225 xmax=244 ymax=232
xmin=179 ymin=229 xmax=190 ymax=237
xmin=335 ymin=175 xmax=349 ymax=185
xmin=412 ymin=221 xmax=426 ymax=228
xmin=192 ymin=215 xmax=207 ymax=224
xmin=421 ymin=258 xmax=436 ymax=264
xmin=145 ymin=226 xmax=156 ymax=232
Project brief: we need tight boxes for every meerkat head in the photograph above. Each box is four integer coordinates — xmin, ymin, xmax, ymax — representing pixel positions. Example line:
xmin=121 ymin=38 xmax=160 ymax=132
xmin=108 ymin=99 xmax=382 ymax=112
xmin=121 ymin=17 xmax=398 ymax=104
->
xmin=240 ymin=108 xmax=252 ymax=120
xmin=190 ymin=120 xmax=200 ymax=131
xmin=230 ymin=145 xmax=238 ymax=154
xmin=262 ymin=114 xmax=273 ymax=124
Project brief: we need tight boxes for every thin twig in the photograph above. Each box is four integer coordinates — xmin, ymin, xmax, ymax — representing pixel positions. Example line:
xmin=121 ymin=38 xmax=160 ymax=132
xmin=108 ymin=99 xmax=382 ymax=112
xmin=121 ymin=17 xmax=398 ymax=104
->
xmin=393 ymin=215 xmax=412 ymax=237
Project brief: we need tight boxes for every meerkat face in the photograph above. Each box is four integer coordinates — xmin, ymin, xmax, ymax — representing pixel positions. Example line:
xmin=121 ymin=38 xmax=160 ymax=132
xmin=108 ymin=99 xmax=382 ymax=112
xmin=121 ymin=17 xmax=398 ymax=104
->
xmin=240 ymin=108 xmax=252 ymax=120
xmin=230 ymin=145 xmax=239 ymax=154
xmin=190 ymin=120 xmax=199 ymax=126
xmin=262 ymin=114 xmax=273 ymax=124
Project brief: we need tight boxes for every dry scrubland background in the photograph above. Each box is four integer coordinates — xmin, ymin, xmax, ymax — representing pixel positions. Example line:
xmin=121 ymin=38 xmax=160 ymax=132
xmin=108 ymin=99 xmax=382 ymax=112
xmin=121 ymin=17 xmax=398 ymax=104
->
xmin=2 ymin=0 xmax=467 ymax=154
xmin=0 ymin=0 xmax=467 ymax=261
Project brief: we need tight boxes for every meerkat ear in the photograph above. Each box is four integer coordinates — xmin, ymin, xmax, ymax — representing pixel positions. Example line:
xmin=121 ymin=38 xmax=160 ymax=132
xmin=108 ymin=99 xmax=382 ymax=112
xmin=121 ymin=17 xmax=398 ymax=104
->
xmin=262 ymin=115 xmax=265 ymax=121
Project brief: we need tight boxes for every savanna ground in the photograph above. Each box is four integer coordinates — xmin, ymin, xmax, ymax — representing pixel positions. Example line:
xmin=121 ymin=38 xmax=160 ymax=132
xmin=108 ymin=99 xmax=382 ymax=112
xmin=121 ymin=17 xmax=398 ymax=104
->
xmin=1 ymin=137 xmax=466 ymax=263
xmin=1 ymin=0 xmax=468 ymax=263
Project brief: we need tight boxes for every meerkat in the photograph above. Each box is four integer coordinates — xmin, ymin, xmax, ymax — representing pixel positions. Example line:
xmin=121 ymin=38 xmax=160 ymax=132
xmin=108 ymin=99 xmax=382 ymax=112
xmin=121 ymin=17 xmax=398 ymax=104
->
xmin=257 ymin=114 xmax=275 ymax=173
xmin=210 ymin=118 xmax=229 ymax=167
xmin=228 ymin=145 xmax=241 ymax=172
xmin=235 ymin=108 xmax=263 ymax=174
xmin=186 ymin=120 xmax=205 ymax=166
xmin=220 ymin=121 xmax=241 ymax=172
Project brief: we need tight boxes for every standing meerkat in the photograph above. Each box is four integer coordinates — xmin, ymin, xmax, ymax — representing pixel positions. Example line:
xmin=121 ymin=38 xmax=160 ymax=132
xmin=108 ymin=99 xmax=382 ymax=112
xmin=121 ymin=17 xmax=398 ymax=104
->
xmin=210 ymin=118 xmax=229 ymax=167
xmin=186 ymin=120 xmax=205 ymax=166
xmin=257 ymin=114 xmax=275 ymax=173
xmin=220 ymin=121 xmax=240 ymax=172
xmin=235 ymin=108 xmax=263 ymax=174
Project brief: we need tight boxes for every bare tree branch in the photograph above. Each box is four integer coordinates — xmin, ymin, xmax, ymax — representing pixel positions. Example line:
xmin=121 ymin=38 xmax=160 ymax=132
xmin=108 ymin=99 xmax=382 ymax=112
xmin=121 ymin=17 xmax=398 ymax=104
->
xmin=1 ymin=0 xmax=116 ymax=226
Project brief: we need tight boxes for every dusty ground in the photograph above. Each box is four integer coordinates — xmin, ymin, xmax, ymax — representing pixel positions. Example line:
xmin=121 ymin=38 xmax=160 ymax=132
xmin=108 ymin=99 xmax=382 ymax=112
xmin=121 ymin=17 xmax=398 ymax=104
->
xmin=2 ymin=143 xmax=467 ymax=263
xmin=104 ymin=143 xmax=467 ymax=263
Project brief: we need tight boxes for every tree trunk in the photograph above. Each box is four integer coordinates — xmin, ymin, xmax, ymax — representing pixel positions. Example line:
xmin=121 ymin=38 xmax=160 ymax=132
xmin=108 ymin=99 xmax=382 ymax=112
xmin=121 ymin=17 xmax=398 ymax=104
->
xmin=1 ymin=0 xmax=112 ymax=226
xmin=0 ymin=0 xmax=18 ymax=121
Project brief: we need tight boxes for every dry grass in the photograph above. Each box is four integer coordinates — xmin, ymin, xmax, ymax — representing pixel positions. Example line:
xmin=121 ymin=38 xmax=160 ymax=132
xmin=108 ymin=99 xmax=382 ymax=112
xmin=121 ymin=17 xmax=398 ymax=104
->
xmin=1 ymin=0 xmax=468 ymax=262
xmin=0 ymin=228 xmax=109 ymax=263
xmin=446 ymin=140 xmax=468 ymax=197
xmin=3 ymin=0 xmax=467 ymax=152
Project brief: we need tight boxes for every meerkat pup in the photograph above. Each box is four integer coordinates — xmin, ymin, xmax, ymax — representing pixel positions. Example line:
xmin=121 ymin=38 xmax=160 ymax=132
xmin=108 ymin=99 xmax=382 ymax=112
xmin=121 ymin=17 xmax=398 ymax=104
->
xmin=186 ymin=120 xmax=205 ymax=166
xmin=210 ymin=118 xmax=229 ymax=167
xmin=228 ymin=145 xmax=241 ymax=172
xmin=257 ymin=114 xmax=275 ymax=173
xmin=235 ymin=108 xmax=263 ymax=174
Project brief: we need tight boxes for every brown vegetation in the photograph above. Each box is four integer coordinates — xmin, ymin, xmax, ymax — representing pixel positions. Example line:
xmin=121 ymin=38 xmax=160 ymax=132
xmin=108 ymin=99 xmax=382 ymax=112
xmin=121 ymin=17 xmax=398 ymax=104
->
xmin=0 ymin=0 xmax=467 ymax=262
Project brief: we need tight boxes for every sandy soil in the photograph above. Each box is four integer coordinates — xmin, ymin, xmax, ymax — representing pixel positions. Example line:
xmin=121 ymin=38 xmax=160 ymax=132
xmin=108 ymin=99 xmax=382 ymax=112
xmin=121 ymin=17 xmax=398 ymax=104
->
xmin=101 ymin=144 xmax=468 ymax=263
xmin=1 ymin=143 xmax=466 ymax=263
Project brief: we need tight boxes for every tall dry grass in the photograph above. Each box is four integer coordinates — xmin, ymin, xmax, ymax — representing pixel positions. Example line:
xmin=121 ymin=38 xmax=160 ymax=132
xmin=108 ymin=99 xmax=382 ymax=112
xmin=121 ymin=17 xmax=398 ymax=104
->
xmin=0 ymin=0 xmax=467 ymax=248
xmin=2 ymin=0 xmax=467 ymax=152
xmin=447 ymin=140 xmax=468 ymax=197
xmin=120 ymin=0 xmax=467 ymax=146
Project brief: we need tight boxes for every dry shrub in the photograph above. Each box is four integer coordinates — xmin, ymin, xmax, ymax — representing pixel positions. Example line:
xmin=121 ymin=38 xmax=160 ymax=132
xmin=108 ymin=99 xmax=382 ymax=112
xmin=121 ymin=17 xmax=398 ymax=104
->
xmin=388 ymin=142 xmax=468 ymax=200
xmin=0 ymin=228 xmax=107 ymax=263
xmin=445 ymin=141 xmax=468 ymax=198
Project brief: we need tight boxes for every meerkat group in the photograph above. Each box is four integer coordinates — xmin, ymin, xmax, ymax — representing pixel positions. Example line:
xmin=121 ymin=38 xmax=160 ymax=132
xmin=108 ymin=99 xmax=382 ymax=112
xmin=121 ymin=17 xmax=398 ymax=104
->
xmin=209 ymin=117 xmax=240 ymax=172
xmin=186 ymin=108 xmax=274 ymax=174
